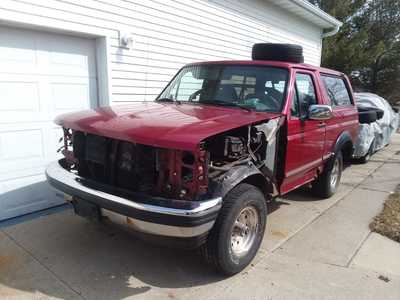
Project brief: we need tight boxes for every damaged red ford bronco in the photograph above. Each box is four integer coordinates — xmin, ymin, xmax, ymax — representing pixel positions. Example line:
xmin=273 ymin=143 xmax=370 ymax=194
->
xmin=46 ymin=44 xmax=359 ymax=275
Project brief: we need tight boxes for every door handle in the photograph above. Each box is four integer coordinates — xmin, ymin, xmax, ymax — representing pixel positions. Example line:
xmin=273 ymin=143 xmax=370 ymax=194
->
xmin=317 ymin=122 xmax=326 ymax=128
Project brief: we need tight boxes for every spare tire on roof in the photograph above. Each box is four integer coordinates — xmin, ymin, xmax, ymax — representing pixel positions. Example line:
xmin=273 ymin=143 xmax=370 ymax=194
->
xmin=252 ymin=43 xmax=304 ymax=63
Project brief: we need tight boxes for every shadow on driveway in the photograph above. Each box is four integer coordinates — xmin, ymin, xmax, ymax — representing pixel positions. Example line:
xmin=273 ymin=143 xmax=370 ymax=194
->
xmin=1 ymin=208 xmax=225 ymax=299
xmin=0 ymin=187 xmax=335 ymax=299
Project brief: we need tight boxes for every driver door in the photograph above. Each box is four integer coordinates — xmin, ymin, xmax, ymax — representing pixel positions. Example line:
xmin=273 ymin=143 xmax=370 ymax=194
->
xmin=281 ymin=71 xmax=326 ymax=194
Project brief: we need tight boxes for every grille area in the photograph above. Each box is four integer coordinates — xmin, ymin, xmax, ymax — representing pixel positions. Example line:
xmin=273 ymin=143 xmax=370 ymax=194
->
xmin=72 ymin=131 xmax=157 ymax=193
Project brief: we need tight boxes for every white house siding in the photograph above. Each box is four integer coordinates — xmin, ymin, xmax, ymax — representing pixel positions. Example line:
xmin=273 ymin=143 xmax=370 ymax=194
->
xmin=0 ymin=0 xmax=323 ymax=105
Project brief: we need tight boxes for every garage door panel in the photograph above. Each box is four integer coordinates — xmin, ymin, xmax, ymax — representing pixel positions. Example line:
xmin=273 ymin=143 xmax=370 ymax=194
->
xmin=0 ymin=26 xmax=98 ymax=221
xmin=52 ymin=82 xmax=89 ymax=111
xmin=47 ymin=35 xmax=97 ymax=77
xmin=50 ymin=51 xmax=88 ymax=68
xmin=0 ymin=129 xmax=44 ymax=160
xmin=0 ymin=127 xmax=63 ymax=181
xmin=0 ymin=45 xmax=36 ymax=64
xmin=0 ymin=26 xmax=97 ymax=77
xmin=51 ymin=78 xmax=98 ymax=113
xmin=0 ymin=161 xmax=47 ymax=182
xmin=0 ymin=74 xmax=96 ymax=123
xmin=0 ymin=27 xmax=37 ymax=72
xmin=0 ymin=81 xmax=40 ymax=112
xmin=0 ymin=75 xmax=52 ymax=123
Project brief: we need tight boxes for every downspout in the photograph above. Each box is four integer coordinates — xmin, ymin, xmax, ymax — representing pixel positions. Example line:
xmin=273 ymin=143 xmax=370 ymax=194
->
xmin=322 ymin=25 xmax=340 ymax=38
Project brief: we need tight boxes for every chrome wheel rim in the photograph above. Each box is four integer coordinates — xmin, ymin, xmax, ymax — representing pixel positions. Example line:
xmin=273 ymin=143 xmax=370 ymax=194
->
xmin=330 ymin=158 xmax=340 ymax=189
xmin=230 ymin=206 xmax=259 ymax=257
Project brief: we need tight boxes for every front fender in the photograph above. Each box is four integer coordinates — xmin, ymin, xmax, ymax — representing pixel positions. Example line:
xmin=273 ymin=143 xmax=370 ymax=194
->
xmin=209 ymin=162 xmax=272 ymax=199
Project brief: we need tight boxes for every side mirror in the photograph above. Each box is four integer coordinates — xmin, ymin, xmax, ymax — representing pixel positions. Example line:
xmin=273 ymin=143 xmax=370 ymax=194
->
xmin=308 ymin=105 xmax=333 ymax=121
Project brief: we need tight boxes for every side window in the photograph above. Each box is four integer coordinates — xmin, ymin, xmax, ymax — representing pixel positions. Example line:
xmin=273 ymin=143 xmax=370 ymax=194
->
xmin=321 ymin=75 xmax=352 ymax=106
xmin=295 ymin=73 xmax=317 ymax=117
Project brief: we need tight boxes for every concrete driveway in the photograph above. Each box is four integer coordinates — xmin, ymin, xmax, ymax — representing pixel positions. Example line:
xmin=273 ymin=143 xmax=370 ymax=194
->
xmin=1 ymin=135 xmax=400 ymax=300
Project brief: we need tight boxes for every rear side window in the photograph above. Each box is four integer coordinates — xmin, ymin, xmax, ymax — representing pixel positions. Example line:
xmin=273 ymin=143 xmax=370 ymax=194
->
xmin=321 ymin=75 xmax=352 ymax=106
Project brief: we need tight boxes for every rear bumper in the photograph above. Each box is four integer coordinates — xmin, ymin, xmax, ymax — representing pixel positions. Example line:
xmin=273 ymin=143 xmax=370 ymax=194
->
xmin=45 ymin=160 xmax=221 ymax=238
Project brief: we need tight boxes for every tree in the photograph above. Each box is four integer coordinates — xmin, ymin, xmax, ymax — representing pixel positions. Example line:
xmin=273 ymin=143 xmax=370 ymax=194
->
xmin=309 ymin=0 xmax=400 ymax=105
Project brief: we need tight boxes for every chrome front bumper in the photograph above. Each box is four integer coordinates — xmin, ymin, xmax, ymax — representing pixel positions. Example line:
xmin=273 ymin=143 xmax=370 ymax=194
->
xmin=45 ymin=160 xmax=222 ymax=238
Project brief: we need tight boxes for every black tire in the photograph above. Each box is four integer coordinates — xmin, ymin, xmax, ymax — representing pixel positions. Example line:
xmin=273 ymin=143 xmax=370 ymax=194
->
xmin=201 ymin=183 xmax=267 ymax=275
xmin=358 ymin=110 xmax=377 ymax=124
xmin=311 ymin=151 xmax=343 ymax=198
xmin=252 ymin=43 xmax=304 ymax=63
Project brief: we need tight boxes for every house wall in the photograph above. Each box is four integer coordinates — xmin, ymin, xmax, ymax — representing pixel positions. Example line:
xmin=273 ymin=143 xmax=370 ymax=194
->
xmin=0 ymin=0 xmax=323 ymax=105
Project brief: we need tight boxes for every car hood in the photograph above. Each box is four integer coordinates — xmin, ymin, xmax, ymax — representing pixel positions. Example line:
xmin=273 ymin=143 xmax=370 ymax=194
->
xmin=56 ymin=102 xmax=280 ymax=150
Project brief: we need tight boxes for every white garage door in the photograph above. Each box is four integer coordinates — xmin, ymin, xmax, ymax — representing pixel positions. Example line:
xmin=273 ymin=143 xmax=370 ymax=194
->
xmin=0 ymin=27 xmax=98 ymax=221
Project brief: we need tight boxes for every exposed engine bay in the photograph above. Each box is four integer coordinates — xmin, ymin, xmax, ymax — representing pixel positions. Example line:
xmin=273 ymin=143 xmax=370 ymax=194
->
xmin=60 ymin=118 xmax=281 ymax=201
xmin=205 ymin=118 xmax=281 ymax=195
xmin=206 ymin=126 xmax=265 ymax=173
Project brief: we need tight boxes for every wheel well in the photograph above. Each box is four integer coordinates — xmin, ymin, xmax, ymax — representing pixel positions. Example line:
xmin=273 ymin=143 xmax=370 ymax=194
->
xmin=242 ymin=174 xmax=272 ymax=198
xmin=334 ymin=131 xmax=354 ymax=162
xmin=341 ymin=140 xmax=354 ymax=162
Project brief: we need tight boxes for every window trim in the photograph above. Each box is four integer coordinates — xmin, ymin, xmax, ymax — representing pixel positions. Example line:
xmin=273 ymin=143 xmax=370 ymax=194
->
xmin=290 ymin=83 xmax=301 ymax=119
xmin=320 ymin=73 xmax=354 ymax=107
xmin=156 ymin=64 xmax=290 ymax=112
xmin=293 ymin=71 xmax=319 ymax=119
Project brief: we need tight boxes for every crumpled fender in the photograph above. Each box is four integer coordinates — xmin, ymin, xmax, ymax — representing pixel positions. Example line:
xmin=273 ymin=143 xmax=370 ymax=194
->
xmin=209 ymin=162 xmax=273 ymax=199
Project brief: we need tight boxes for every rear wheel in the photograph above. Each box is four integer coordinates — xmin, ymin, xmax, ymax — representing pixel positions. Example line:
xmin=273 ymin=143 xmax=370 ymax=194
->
xmin=201 ymin=183 xmax=267 ymax=275
xmin=312 ymin=151 xmax=343 ymax=198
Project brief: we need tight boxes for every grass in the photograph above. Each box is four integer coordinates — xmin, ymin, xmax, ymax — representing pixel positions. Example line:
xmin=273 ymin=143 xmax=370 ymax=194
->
xmin=370 ymin=187 xmax=400 ymax=243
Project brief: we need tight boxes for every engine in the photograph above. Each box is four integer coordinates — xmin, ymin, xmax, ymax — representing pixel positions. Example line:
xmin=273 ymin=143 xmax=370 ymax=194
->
xmin=206 ymin=125 xmax=267 ymax=175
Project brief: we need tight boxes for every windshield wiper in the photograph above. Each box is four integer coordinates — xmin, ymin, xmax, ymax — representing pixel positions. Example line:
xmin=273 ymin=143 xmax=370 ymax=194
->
xmin=157 ymin=97 xmax=181 ymax=104
xmin=157 ymin=97 xmax=175 ymax=102
xmin=202 ymin=100 xmax=252 ymax=112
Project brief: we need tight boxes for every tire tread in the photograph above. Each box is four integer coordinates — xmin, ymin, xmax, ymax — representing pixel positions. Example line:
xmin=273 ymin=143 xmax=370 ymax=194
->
xmin=201 ymin=183 xmax=265 ymax=274
xmin=312 ymin=151 xmax=343 ymax=198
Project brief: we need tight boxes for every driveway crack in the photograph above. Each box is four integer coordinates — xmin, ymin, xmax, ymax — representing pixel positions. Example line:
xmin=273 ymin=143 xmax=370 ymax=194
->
xmin=346 ymin=231 xmax=372 ymax=268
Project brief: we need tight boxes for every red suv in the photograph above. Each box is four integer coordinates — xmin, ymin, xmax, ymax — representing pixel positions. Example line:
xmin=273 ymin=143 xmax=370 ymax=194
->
xmin=46 ymin=44 xmax=359 ymax=275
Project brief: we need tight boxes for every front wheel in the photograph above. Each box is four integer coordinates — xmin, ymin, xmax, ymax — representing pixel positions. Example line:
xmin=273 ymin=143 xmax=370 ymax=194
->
xmin=201 ymin=183 xmax=267 ymax=275
xmin=311 ymin=151 xmax=343 ymax=198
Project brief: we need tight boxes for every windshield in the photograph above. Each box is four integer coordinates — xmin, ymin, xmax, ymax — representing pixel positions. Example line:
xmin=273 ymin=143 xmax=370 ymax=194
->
xmin=157 ymin=64 xmax=289 ymax=112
